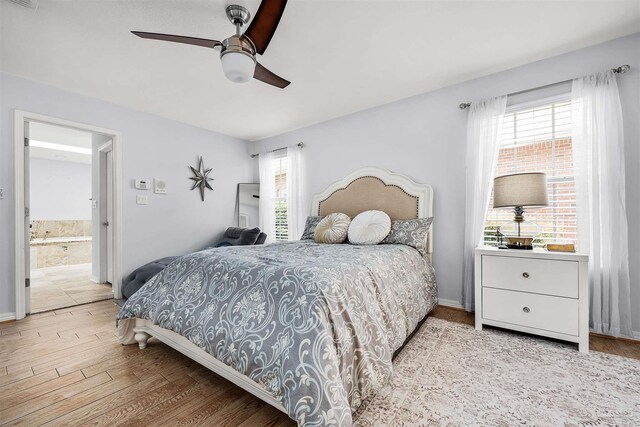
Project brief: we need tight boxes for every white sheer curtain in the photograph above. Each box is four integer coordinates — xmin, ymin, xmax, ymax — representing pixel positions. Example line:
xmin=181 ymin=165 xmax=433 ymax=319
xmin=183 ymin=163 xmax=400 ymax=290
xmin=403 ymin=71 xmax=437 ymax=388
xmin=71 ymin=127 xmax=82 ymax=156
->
xmin=462 ymin=96 xmax=507 ymax=311
xmin=572 ymin=70 xmax=632 ymax=337
xmin=286 ymin=146 xmax=304 ymax=241
xmin=258 ymin=150 xmax=276 ymax=244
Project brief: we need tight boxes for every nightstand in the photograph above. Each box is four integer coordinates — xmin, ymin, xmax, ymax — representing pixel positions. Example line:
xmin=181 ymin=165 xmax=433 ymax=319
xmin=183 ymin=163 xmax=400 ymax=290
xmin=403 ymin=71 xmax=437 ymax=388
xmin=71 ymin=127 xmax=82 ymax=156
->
xmin=474 ymin=246 xmax=589 ymax=353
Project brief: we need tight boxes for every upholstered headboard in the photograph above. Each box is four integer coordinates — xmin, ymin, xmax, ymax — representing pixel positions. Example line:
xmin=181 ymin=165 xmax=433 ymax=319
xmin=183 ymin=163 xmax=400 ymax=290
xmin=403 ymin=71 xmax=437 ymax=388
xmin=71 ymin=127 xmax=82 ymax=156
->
xmin=310 ymin=167 xmax=434 ymax=255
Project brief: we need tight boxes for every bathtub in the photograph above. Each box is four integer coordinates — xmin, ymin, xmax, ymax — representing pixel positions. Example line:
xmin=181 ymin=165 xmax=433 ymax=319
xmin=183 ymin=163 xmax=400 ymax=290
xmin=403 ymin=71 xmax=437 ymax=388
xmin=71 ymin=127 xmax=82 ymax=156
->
xmin=30 ymin=236 xmax=92 ymax=269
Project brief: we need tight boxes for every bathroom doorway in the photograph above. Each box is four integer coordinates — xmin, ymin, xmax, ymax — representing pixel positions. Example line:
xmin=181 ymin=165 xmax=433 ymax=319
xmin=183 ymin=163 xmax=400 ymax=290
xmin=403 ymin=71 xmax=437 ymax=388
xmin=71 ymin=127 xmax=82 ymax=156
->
xmin=26 ymin=122 xmax=112 ymax=313
xmin=14 ymin=112 xmax=122 ymax=318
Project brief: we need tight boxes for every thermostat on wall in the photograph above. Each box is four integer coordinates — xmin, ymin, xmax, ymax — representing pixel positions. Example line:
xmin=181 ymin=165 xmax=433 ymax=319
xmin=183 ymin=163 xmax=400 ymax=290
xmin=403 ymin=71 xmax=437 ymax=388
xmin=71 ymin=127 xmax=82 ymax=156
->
xmin=154 ymin=179 xmax=168 ymax=194
xmin=135 ymin=179 xmax=151 ymax=190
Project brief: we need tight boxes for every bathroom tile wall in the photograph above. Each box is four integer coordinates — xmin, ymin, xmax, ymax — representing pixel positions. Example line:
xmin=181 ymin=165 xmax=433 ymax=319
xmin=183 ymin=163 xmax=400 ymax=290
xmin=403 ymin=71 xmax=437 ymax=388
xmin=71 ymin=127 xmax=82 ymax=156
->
xmin=31 ymin=220 xmax=92 ymax=239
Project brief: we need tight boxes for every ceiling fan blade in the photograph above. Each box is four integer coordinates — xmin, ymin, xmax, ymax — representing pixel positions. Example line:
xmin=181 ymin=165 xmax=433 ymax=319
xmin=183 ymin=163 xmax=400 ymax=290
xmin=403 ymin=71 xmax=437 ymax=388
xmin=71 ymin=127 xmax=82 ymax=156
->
xmin=131 ymin=31 xmax=222 ymax=49
xmin=254 ymin=62 xmax=290 ymax=88
xmin=242 ymin=0 xmax=287 ymax=55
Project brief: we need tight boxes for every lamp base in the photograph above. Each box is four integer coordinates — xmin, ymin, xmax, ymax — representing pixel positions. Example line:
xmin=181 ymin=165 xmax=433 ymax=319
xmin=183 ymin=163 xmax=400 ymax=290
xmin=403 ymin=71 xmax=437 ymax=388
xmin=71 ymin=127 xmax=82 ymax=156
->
xmin=499 ymin=244 xmax=533 ymax=250
xmin=497 ymin=221 xmax=538 ymax=250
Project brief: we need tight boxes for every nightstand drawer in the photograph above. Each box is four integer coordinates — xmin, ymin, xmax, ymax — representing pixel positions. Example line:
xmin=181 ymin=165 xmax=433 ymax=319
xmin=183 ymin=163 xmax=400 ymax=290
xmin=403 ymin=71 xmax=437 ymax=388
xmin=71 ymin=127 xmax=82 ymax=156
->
xmin=482 ymin=288 xmax=579 ymax=336
xmin=482 ymin=255 xmax=578 ymax=298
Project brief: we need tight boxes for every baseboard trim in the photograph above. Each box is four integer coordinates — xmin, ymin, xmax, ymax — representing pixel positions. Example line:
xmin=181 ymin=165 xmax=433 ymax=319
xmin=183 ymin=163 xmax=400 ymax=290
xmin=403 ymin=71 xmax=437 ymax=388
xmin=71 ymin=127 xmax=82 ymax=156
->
xmin=437 ymin=298 xmax=464 ymax=310
xmin=0 ymin=312 xmax=16 ymax=323
xmin=590 ymin=331 xmax=640 ymax=344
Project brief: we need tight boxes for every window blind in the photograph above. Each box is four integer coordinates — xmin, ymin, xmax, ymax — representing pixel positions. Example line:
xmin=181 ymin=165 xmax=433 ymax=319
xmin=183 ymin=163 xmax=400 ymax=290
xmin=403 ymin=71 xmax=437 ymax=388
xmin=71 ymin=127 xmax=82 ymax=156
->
xmin=484 ymin=98 xmax=576 ymax=247
xmin=272 ymin=150 xmax=289 ymax=241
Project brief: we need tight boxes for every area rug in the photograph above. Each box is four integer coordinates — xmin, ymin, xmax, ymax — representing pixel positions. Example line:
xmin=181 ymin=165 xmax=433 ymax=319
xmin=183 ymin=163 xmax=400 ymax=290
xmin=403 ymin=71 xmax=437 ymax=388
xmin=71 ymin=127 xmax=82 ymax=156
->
xmin=354 ymin=317 xmax=640 ymax=426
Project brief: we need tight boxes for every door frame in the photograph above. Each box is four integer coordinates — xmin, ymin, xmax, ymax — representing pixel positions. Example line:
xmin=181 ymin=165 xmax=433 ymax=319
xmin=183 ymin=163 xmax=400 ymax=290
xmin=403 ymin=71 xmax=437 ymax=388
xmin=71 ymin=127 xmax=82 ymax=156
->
xmin=97 ymin=141 xmax=114 ymax=284
xmin=13 ymin=110 xmax=124 ymax=320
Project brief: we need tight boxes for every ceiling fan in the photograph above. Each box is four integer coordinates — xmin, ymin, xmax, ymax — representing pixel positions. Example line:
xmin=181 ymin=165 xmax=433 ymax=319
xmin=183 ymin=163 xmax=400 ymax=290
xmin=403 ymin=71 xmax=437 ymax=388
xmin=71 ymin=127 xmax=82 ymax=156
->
xmin=131 ymin=0 xmax=290 ymax=88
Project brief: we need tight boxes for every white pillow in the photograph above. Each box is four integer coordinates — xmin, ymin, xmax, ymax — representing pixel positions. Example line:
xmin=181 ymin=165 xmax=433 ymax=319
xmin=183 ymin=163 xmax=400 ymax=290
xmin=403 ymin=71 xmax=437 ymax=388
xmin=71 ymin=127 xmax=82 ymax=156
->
xmin=348 ymin=210 xmax=391 ymax=245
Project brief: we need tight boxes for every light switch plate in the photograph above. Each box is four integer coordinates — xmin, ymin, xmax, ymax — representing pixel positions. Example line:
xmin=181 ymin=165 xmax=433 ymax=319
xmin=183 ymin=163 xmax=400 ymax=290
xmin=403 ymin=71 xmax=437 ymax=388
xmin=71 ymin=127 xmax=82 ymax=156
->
xmin=136 ymin=195 xmax=149 ymax=205
xmin=135 ymin=179 xmax=151 ymax=190
xmin=154 ymin=179 xmax=167 ymax=194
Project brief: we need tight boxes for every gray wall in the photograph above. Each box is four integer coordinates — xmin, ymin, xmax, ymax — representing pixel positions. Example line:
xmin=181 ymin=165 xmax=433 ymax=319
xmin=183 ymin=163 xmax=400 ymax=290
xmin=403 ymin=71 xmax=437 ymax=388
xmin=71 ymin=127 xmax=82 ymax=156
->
xmin=0 ymin=72 xmax=253 ymax=316
xmin=253 ymin=33 xmax=640 ymax=334
xmin=29 ymin=158 xmax=92 ymax=220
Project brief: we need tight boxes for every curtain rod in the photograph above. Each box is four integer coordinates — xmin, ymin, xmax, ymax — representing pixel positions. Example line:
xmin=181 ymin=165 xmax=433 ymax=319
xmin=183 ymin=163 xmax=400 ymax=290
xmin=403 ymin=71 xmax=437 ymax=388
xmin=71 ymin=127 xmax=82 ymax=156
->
xmin=458 ymin=64 xmax=631 ymax=110
xmin=250 ymin=142 xmax=304 ymax=158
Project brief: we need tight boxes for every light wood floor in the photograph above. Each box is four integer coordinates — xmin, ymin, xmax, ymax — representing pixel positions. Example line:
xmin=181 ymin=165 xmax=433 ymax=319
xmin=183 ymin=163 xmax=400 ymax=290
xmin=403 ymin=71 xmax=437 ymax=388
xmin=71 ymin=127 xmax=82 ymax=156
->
xmin=1 ymin=302 xmax=638 ymax=426
xmin=30 ymin=264 xmax=113 ymax=313
xmin=0 ymin=300 xmax=293 ymax=427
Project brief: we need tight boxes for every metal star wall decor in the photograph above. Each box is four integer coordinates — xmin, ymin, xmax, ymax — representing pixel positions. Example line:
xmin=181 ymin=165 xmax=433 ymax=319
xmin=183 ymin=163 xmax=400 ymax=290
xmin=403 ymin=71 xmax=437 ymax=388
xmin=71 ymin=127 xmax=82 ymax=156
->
xmin=189 ymin=156 xmax=214 ymax=201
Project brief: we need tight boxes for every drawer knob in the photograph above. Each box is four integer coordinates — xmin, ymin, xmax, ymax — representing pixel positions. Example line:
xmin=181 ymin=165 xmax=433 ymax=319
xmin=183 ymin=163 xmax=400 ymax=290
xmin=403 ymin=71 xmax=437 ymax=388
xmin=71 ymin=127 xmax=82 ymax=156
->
xmin=522 ymin=272 xmax=530 ymax=278
xmin=523 ymin=306 xmax=531 ymax=313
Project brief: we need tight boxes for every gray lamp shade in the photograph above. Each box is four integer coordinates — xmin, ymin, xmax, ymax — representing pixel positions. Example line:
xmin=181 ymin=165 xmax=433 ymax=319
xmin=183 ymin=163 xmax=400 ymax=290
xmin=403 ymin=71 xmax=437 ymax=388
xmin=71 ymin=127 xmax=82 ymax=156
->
xmin=493 ymin=172 xmax=549 ymax=208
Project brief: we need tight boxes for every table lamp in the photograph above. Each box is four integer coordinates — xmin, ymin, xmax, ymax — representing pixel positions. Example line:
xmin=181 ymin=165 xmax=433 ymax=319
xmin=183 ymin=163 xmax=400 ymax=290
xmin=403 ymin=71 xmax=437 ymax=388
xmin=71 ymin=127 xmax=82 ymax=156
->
xmin=493 ymin=172 xmax=549 ymax=250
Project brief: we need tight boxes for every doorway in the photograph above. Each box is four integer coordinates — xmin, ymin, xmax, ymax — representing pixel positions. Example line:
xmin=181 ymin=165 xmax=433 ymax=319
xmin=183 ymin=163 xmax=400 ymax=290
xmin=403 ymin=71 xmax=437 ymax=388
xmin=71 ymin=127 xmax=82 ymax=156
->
xmin=14 ymin=111 xmax=122 ymax=318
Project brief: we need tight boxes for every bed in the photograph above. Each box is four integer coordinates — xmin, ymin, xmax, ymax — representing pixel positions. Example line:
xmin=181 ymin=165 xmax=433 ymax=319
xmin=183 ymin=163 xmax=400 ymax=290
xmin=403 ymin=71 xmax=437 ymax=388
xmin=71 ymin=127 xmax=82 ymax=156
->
xmin=117 ymin=167 xmax=437 ymax=426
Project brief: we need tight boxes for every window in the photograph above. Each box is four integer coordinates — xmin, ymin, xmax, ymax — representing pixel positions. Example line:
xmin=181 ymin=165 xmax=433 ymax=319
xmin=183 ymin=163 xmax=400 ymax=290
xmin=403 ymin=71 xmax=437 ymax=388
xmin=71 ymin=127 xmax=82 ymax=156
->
xmin=483 ymin=97 xmax=576 ymax=247
xmin=272 ymin=151 xmax=289 ymax=241
xmin=260 ymin=146 xmax=301 ymax=243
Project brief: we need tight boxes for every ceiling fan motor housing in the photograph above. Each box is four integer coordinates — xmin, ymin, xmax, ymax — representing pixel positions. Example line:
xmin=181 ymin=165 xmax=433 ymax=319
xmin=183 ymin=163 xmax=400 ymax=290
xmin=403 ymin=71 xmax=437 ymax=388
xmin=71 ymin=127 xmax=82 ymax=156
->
xmin=220 ymin=5 xmax=258 ymax=84
xmin=221 ymin=35 xmax=256 ymax=62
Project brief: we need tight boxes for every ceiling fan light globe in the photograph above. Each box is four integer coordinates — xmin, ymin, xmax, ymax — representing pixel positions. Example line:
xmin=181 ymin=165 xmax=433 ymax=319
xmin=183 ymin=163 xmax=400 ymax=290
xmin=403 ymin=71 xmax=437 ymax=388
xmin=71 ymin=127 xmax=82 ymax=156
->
xmin=221 ymin=51 xmax=255 ymax=83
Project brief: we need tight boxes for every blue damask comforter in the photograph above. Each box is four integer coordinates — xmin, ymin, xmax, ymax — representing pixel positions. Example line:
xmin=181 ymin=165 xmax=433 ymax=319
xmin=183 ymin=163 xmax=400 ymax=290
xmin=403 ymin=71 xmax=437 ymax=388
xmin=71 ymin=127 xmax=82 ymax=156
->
xmin=117 ymin=240 xmax=437 ymax=426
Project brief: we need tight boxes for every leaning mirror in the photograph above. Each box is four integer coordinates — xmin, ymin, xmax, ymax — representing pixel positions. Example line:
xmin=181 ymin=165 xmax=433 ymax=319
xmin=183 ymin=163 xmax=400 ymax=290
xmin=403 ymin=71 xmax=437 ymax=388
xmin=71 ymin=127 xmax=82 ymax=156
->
xmin=237 ymin=183 xmax=260 ymax=228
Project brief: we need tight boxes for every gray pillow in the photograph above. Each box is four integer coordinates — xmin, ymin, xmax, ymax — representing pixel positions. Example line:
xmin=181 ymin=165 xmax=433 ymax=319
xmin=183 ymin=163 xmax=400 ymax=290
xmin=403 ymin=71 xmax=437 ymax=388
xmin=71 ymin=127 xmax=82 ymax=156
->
xmin=381 ymin=217 xmax=433 ymax=256
xmin=300 ymin=216 xmax=323 ymax=240
xmin=216 ymin=227 xmax=261 ymax=247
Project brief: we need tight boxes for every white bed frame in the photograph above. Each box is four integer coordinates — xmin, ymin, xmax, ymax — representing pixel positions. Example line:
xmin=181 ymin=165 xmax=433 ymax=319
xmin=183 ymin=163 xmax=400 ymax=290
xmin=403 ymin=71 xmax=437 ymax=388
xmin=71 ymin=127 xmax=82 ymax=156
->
xmin=131 ymin=319 xmax=285 ymax=411
xmin=128 ymin=166 xmax=434 ymax=417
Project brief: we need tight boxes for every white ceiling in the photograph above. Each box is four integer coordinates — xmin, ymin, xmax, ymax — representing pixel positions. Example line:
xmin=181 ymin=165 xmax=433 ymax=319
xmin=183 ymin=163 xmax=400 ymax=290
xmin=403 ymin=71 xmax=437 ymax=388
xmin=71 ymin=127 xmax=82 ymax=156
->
xmin=1 ymin=1 xmax=639 ymax=141
xmin=29 ymin=122 xmax=93 ymax=164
